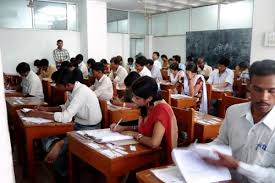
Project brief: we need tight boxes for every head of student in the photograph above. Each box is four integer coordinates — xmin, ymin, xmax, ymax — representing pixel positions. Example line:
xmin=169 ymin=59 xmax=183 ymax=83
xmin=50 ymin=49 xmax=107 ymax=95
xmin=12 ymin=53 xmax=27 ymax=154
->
xmin=55 ymin=68 xmax=76 ymax=92
xmin=100 ymin=59 xmax=108 ymax=66
xmin=131 ymin=76 xmax=161 ymax=117
xmin=124 ymin=71 xmax=140 ymax=89
xmin=116 ymin=55 xmax=123 ymax=65
xmin=152 ymin=51 xmax=160 ymax=61
xmin=40 ymin=59 xmax=49 ymax=71
xmin=248 ymin=60 xmax=275 ymax=115
xmin=238 ymin=61 xmax=249 ymax=72
xmin=110 ymin=57 xmax=120 ymax=71
xmin=197 ymin=56 xmax=205 ymax=69
xmin=92 ymin=62 xmax=105 ymax=79
xmin=169 ymin=63 xmax=180 ymax=75
xmin=75 ymin=54 xmax=83 ymax=64
xmin=16 ymin=62 xmax=31 ymax=77
xmin=186 ymin=62 xmax=198 ymax=79
xmin=87 ymin=58 xmax=96 ymax=69
xmin=146 ymin=59 xmax=154 ymax=71
xmin=173 ymin=55 xmax=181 ymax=64
xmin=127 ymin=57 xmax=134 ymax=65
xmin=69 ymin=58 xmax=78 ymax=71
xmin=56 ymin=39 xmax=63 ymax=49
xmin=34 ymin=59 xmax=41 ymax=69
xmin=135 ymin=56 xmax=147 ymax=73
xmin=217 ymin=57 xmax=230 ymax=73
xmin=161 ymin=54 xmax=168 ymax=62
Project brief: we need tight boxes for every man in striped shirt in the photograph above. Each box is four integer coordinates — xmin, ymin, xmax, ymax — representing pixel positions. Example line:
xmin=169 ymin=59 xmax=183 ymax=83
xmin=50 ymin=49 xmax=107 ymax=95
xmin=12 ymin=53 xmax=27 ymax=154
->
xmin=53 ymin=39 xmax=70 ymax=69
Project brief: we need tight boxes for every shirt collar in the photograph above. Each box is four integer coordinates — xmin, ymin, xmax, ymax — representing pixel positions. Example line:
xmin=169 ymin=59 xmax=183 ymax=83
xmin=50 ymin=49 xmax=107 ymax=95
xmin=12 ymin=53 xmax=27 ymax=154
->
xmin=98 ymin=74 xmax=106 ymax=83
xmin=26 ymin=70 xmax=34 ymax=80
xmin=72 ymin=81 xmax=82 ymax=94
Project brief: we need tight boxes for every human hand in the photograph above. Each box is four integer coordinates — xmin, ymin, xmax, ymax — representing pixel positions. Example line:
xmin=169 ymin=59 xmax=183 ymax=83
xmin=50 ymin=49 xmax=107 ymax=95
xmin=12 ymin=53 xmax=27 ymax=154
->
xmin=110 ymin=123 xmax=124 ymax=132
xmin=203 ymin=151 xmax=239 ymax=169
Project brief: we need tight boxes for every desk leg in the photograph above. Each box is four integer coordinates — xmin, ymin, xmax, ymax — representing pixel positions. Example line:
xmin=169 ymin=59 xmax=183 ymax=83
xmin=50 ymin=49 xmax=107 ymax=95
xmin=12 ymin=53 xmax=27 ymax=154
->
xmin=68 ymin=152 xmax=78 ymax=183
xmin=26 ymin=133 xmax=35 ymax=182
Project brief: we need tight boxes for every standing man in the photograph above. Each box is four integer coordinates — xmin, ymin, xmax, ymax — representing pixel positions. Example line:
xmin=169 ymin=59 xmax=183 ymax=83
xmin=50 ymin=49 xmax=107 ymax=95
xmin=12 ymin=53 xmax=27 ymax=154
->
xmin=152 ymin=51 xmax=162 ymax=69
xmin=197 ymin=56 xmax=212 ymax=80
xmin=204 ymin=60 xmax=275 ymax=183
xmin=53 ymin=39 xmax=70 ymax=69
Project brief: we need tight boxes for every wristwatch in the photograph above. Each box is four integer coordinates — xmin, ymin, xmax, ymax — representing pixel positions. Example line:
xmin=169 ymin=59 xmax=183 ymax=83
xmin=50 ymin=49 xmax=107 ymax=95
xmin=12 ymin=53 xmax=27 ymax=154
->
xmin=136 ymin=133 xmax=143 ymax=141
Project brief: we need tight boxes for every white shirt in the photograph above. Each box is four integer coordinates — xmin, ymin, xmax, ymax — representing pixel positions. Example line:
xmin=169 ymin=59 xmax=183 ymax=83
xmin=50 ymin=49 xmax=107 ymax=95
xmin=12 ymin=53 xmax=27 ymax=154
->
xmin=207 ymin=68 xmax=234 ymax=92
xmin=20 ymin=70 xmax=44 ymax=98
xmin=154 ymin=59 xmax=162 ymax=69
xmin=54 ymin=82 xmax=102 ymax=125
xmin=109 ymin=65 xmax=128 ymax=85
xmin=138 ymin=66 xmax=152 ymax=77
xmin=169 ymin=70 xmax=186 ymax=85
xmin=198 ymin=64 xmax=213 ymax=78
xmin=150 ymin=64 xmax=163 ymax=81
xmin=78 ymin=62 xmax=88 ymax=78
xmin=211 ymin=102 xmax=275 ymax=183
xmin=90 ymin=74 xmax=113 ymax=101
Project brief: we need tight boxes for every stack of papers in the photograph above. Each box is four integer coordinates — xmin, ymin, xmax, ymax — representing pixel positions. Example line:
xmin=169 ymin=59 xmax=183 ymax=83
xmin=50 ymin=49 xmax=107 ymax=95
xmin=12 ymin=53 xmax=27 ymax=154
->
xmin=22 ymin=117 xmax=52 ymax=124
xmin=172 ymin=144 xmax=232 ymax=183
xmin=171 ymin=94 xmax=192 ymax=99
xmin=77 ymin=128 xmax=133 ymax=143
xmin=151 ymin=166 xmax=185 ymax=183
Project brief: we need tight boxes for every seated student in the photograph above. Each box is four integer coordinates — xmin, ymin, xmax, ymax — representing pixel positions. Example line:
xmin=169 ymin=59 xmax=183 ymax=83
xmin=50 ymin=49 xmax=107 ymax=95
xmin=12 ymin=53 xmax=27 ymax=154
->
xmin=173 ymin=55 xmax=185 ymax=71
xmin=204 ymin=60 xmax=275 ymax=182
xmin=127 ymin=57 xmax=135 ymax=72
xmin=197 ymin=56 xmax=212 ymax=80
xmin=87 ymin=58 xmax=96 ymax=77
xmin=207 ymin=57 xmax=234 ymax=92
xmin=116 ymin=55 xmax=123 ymax=65
xmin=238 ymin=61 xmax=250 ymax=82
xmin=34 ymin=59 xmax=41 ymax=75
xmin=27 ymin=68 xmax=102 ymax=182
xmin=90 ymin=62 xmax=113 ymax=100
xmin=135 ymin=56 xmax=152 ymax=77
xmin=100 ymin=59 xmax=111 ymax=74
xmin=111 ymin=76 xmax=178 ymax=164
xmin=161 ymin=54 xmax=169 ymax=69
xmin=75 ymin=54 xmax=88 ymax=78
xmin=146 ymin=59 xmax=163 ymax=82
xmin=109 ymin=57 xmax=128 ymax=86
xmin=51 ymin=61 xmax=70 ymax=82
xmin=111 ymin=71 xmax=140 ymax=108
xmin=16 ymin=62 xmax=44 ymax=98
xmin=69 ymin=58 xmax=83 ymax=83
xmin=183 ymin=63 xmax=208 ymax=113
xmin=169 ymin=63 xmax=185 ymax=85
xmin=39 ymin=58 xmax=57 ymax=80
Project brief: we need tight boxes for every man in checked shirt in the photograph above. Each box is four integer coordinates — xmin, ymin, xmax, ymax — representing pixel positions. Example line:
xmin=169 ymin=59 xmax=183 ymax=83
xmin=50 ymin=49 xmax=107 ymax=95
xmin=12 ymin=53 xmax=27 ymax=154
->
xmin=53 ymin=39 xmax=70 ymax=69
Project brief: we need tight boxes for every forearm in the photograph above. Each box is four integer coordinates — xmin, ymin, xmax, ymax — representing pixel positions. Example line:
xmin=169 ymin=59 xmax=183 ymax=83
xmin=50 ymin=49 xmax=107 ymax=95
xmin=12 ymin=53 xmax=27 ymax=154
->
xmin=138 ymin=135 xmax=161 ymax=148
xmin=188 ymin=80 xmax=195 ymax=97
xmin=212 ymin=83 xmax=228 ymax=89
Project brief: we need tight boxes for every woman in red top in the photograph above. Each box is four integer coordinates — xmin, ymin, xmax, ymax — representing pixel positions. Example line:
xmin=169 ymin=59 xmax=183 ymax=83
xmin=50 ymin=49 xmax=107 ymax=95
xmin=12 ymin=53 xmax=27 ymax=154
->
xmin=111 ymin=76 xmax=178 ymax=164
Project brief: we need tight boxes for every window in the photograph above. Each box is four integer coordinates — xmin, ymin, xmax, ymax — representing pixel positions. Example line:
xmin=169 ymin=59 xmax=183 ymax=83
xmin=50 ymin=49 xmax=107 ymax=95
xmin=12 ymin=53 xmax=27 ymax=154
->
xmin=67 ymin=4 xmax=77 ymax=31
xmin=152 ymin=13 xmax=167 ymax=36
xmin=168 ymin=9 xmax=190 ymax=35
xmin=129 ymin=12 xmax=148 ymax=35
xmin=107 ymin=9 xmax=128 ymax=33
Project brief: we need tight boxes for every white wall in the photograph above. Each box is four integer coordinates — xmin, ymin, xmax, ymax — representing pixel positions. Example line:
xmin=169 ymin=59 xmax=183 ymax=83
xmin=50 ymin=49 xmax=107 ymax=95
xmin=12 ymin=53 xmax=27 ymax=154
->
xmin=152 ymin=35 xmax=186 ymax=63
xmin=0 ymin=29 xmax=80 ymax=74
xmin=107 ymin=33 xmax=130 ymax=65
xmin=250 ymin=0 xmax=275 ymax=62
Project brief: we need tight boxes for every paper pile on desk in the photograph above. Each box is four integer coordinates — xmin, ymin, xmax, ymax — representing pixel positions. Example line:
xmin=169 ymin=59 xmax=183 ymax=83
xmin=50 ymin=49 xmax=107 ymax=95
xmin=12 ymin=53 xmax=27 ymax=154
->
xmin=22 ymin=117 xmax=52 ymax=124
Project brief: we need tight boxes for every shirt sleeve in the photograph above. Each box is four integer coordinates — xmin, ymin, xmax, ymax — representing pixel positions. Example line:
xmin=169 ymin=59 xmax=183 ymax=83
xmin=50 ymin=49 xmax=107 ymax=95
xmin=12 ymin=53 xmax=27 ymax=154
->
xmin=65 ymin=50 xmax=70 ymax=61
xmin=53 ymin=50 xmax=58 ymax=62
xmin=237 ymin=162 xmax=275 ymax=183
xmin=225 ymin=71 xmax=234 ymax=85
xmin=27 ymin=79 xmax=39 ymax=97
xmin=207 ymin=72 xmax=214 ymax=84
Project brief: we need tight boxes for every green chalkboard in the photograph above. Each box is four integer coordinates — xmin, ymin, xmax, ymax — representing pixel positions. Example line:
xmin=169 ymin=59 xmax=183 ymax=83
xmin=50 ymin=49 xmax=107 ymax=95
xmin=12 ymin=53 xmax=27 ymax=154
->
xmin=186 ymin=28 xmax=252 ymax=69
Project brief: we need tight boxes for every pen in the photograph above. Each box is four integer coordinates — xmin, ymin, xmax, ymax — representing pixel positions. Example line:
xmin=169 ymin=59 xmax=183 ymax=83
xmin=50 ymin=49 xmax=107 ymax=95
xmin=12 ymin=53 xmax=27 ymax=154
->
xmin=114 ymin=118 xmax=123 ymax=129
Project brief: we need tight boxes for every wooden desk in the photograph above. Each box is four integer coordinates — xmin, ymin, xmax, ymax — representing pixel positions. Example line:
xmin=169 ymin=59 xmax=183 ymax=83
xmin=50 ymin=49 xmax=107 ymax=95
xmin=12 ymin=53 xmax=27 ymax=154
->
xmin=5 ymin=90 xmax=24 ymax=97
xmin=160 ymin=81 xmax=175 ymax=91
xmin=68 ymin=131 xmax=161 ymax=183
xmin=16 ymin=110 xmax=74 ymax=181
xmin=108 ymin=104 xmax=140 ymax=125
xmin=211 ymin=90 xmax=232 ymax=100
xmin=136 ymin=165 xmax=237 ymax=183
xmin=116 ymin=86 xmax=126 ymax=98
xmin=170 ymin=95 xmax=196 ymax=109
xmin=194 ymin=111 xmax=223 ymax=143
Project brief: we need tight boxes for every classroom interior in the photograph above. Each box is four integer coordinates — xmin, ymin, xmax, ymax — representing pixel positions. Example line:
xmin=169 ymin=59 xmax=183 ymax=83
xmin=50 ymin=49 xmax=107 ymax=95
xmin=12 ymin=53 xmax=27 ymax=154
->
xmin=1 ymin=0 xmax=275 ymax=183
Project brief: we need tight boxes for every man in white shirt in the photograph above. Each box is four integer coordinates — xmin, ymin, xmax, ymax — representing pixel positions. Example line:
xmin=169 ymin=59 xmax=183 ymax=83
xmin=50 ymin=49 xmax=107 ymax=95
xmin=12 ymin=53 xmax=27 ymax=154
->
xmin=90 ymin=62 xmax=113 ymax=101
xmin=207 ymin=57 xmax=234 ymax=92
xmin=27 ymin=68 xmax=102 ymax=181
xmin=146 ymin=59 xmax=163 ymax=81
xmin=135 ymin=56 xmax=152 ymax=77
xmin=75 ymin=54 xmax=88 ymax=78
xmin=16 ymin=62 xmax=44 ymax=98
xmin=173 ymin=55 xmax=186 ymax=71
xmin=152 ymin=51 xmax=162 ymax=69
xmin=197 ymin=56 xmax=213 ymax=80
xmin=204 ymin=60 xmax=275 ymax=183
xmin=109 ymin=57 xmax=128 ymax=86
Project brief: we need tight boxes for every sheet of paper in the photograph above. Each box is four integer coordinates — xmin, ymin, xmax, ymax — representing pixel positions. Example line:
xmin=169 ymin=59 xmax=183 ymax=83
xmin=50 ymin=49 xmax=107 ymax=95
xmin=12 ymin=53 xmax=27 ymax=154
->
xmin=151 ymin=166 xmax=186 ymax=183
xmin=22 ymin=117 xmax=52 ymax=124
xmin=172 ymin=146 xmax=231 ymax=183
xmin=171 ymin=94 xmax=192 ymax=99
xmin=111 ymin=139 xmax=138 ymax=146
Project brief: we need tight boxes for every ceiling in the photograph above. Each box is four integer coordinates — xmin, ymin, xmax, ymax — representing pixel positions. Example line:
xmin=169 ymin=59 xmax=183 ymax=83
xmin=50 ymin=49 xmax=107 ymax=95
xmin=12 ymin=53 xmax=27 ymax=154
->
xmin=106 ymin=0 xmax=245 ymax=14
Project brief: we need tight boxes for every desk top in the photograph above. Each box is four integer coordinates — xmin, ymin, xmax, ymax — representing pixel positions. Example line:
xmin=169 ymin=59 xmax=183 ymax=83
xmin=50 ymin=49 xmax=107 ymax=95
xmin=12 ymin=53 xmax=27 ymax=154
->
xmin=195 ymin=111 xmax=222 ymax=126
xmin=6 ymin=97 xmax=47 ymax=107
xmin=5 ymin=90 xmax=24 ymax=97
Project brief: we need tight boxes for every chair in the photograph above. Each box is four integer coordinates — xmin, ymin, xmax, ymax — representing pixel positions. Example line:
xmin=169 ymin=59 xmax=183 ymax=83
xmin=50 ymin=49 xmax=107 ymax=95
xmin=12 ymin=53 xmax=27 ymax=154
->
xmin=160 ymin=89 xmax=171 ymax=105
xmin=160 ymin=69 xmax=169 ymax=80
xmin=219 ymin=93 xmax=249 ymax=118
xmin=42 ymin=79 xmax=52 ymax=103
xmin=98 ymin=99 xmax=109 ymax=128
xmin=51 ymin=85 xmax=67 ymax=106
xmin=172 ymin=107 xmax=195 ymax=146
xmin=206 ymin=83 xmax=212 ymax=113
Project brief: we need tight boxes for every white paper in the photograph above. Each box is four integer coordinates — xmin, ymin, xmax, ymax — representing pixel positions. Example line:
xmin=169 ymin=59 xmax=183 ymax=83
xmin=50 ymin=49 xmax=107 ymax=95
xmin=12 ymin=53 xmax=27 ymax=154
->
xmin=21 ymin=108 xmax=32 ymax=113
xmin=172 ymin=144 xmax=232 ymax=183
xmin=171 ymin=94 xmax=192 ymax=99
xmin=22 ymin=117 xmax=52 ymax=124
xmin=151 ymin=166 xmax=185 ymax=183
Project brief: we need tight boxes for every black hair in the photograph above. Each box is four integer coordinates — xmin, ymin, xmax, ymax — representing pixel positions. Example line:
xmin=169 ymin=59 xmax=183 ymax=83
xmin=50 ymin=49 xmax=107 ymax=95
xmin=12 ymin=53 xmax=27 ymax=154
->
xmin=161 ymin=54 xmax=168 ymax=59
xmin=153 ymin=51 xmax=160 ymax=57
xmin=146 ymin=59 xmax=154 ymax=66
xmin=249 ymin=60 xmax=275 ymax=79
xmin=124 ymin=71 xmax=140 ymax=87
xmin=128 ymin=57 xmax=134 ymax=64
xmin=34 ymin=59 xmax=41 ymax=67
xmin=116 ymin=55 xmax=123 ymax=63
xmin=40 ymin=59 xmax=49 ymax=67
xmin=87 ymin=58 xmax=96 ymax=68
xmin=186 ymin=62 xmax=198 ymax=73
xmin=132 ymin=76 xmax=162 ymax=117
xmin=100 ymin=59 xmax=108 ymax=65
xmin=110 ymin=57 xmax=120 ymax=65
xmin=238 ymin=61 xmax=249 ymax=70
xmin=218 ymin=57 xmax=230 ymax=67
xmin=61 ymin=61 xmax=70 ymax=69
xmin=186 ymin=55 xmax=194 ymax=62
xmin=16 ymin=62 xmax=30 ymax=74
xmin=173 ymin=55 xmax=181 ymax=63
xmin=70 ymin=57 xmax=78 ymax=68
xmin=169 ymin=63 xmax=180 ymax=71
xmin=57 ymin=39 xmax=63 ymax=43
xmin=75 ymin=54 xmax=84 ymax=62
xmin=135 ymin=56 xmax=147 ymax=66
xmin=55 ymin=68 xmax=76 ymax=85
xmin=93 ymin=62 xmax=105 ymax=73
